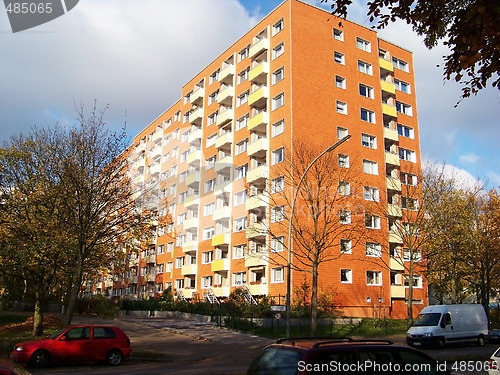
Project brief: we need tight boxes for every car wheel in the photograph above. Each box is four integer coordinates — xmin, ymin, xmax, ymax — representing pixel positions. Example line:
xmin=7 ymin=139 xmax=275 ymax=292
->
xmin=29 ymin=350 xmax=50 ymax=368
xmin=106 ymin=349 xmax=122 ymax=366
xmin=477 ymin=334 xmax=485 ymax=346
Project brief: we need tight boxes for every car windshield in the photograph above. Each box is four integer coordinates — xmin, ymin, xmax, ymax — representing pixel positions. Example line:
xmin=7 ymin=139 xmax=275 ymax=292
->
xmin=247 ymin=347 xmax=301 ymax=375
xmin=50 ymin=327 xmax=67 ymax=339
xmin=412 ymin=313 xmax=442 ymax=327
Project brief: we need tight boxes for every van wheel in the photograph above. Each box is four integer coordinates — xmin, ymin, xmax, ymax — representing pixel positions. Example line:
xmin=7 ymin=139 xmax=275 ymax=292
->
xmin=477 ymin=335 xmax=485 ymax=346
xmin=436 ymin=338 xmax=445 ymax=349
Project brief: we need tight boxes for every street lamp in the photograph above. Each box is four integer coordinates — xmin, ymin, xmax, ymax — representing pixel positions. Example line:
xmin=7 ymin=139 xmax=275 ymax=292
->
xmin=285 ymin=134 xmax=351 ymax=338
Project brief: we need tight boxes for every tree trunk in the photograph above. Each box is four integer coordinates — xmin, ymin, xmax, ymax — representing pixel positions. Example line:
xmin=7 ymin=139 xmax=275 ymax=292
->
xmin=32 ymin=284 xmax=44 ymax=337
xmin=64 ymin=258 xmax=83 ymax=325
xmin=310 ymin=261 xmax=318 ymax=337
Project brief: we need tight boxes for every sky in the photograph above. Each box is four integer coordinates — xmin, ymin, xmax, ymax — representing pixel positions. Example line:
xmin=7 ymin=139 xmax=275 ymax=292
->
xmin=1 ymin=0 xmax=499 ymax=188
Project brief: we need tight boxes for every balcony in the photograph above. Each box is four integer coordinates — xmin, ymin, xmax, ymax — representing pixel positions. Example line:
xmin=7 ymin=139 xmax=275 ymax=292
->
xmin=390 ymin=285 xmax=405 ymax=298
xmin=190 ymin=87 xmax=204 ymax=105
xmin=246 ymin=194 xmax=269 ymax=211
xmin=246 ymin=165 xmax=268 ymax=183
xmin=379 ymin=57 xmax=394 ymax=73
xmin=128 ymin=258 xmax=139 ymax=267
xmin=144 ymin=273 xmax=156 ymax=283
xmin=247 ymin=282 xmax=268 ymax=295
xmin=188 ymin=127 xmax=202 ymax=144
xmin=389 ymin=257 xmax=404 ymax=271
xmin=381 ymin=80 xmax=396 ymax=94
xmin=151 ymin=130 xmax=163 ymax=144
xmin=388 ymin=203 xmax=402 ymax=217
xmin=189 ymin=107 xmax=203 ymax=125
xmin=186 ymin=171 xmax=201 ymax=186
xmin=211 ymin=258 xmax=230 ymax=272
xmin=248 ymin=86 xmax=269 ymax=108
xmin=211 ymin=233 xmax=230 ymax=246
xmin=245 ymin=254 xmax=267 ymax=268
xmin=249 ymin=62 xmax=269 ymax=83
xmin=247 ymin=138 xmax=268 ymax=157
xmin=386 ymin=177 xmax=401 ymax=191
xmin=149 ymin=146 xmax=162 ymax=160
xmin=184 ymin=194 xmax=200 ymax=208
xmin=180 ymin=288 xmax=195 ymax=299
xmin=181 ymin=264 xmax=197 ymax=276
xmin=216 ymin=109 xmax=234 ymax=126
xmin=212 ymin=285 xmax=230 ymax=297
xmin=249 ymin=38 xmax=270 ymax=58
xmin=215 ymin=131 xmax=233 ymax=149
xmin=214 ymin=179 xmax=232 ymax=196
xmin=145 ymin=254 xmax=156 ymax=264
xmin=389 ymin=230 xmax=403 ymax=243
xmin=149 ymin=163 xmax=161 ymax=176
xmin=248 ymin=111 xmax=268 ymax=131
xmin=217 ymin=86 xmax=234 ymax=106
xmin=219 ymin=64 xmax=235 ymax=83
xmin=214 ymin=155 xmax=233 ymax=173
xmin=382 ymin=103 xmax=397 ymax=118
xmin=213 ymin=206 xmax=231 ymax=221
xmin=183 ymin=217 xmax=199 ymax=230
xmin=182 ymin=240 xmax=198 ymax=253
xmin=246 ymin=222 xmax=267 ymax=239
xmin=187 ymin=150 xmax=202 ymax=166
xmin=383 ymin=127 xmax=399 ymax=141
xmin=128 ymin=275 xmax=138 ymax=284
xmin=385 ymin=151 xmax=400 ymax=166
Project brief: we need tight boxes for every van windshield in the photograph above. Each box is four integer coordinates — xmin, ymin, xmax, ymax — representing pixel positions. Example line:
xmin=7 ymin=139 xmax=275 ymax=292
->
xmin=412 ymin=313 xmax=442 ymax=327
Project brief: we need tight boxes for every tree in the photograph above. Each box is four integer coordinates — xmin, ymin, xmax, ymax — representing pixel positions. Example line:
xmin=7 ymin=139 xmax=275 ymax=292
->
xmin=321 ymin=0 xmax=500 ymax=101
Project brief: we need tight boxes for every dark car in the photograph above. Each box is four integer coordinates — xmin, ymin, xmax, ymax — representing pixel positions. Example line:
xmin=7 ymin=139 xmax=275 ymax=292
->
xmin=11 ymin=325 xmax=131 ymax=368
xmin=247 ymin=338 xmax=452 ymax=375
xmin=0 ymin=357 xmax=32 ymax=375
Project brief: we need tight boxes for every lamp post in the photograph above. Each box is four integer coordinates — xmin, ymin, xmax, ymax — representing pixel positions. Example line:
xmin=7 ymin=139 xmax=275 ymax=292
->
xmin=285 ymin=134 xmax=351 ymax=338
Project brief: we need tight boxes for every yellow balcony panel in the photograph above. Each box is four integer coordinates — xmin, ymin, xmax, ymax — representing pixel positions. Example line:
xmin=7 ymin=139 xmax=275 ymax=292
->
xmin=248 ymin=111 xmax=269 ymax=131
xmin=389 ymin=257 xmax=405 ymax=271
xmin=181 ymin=264 xmax=197 ymax=276
xmin=389 ymin=230 xmax=403 ymax=244
xmin=219 ymin=64 xmax=235 ymax=83
xmin=246 ymin=194 xmax=269 ymax=211
xmin=383 ymin=127 xmax=399 ymax=141
xmin=217 ymin=86 xmax=234 ymax=105
xmin=388 ymin=203 xmax=402 ymax=217
xmin=246 ymin=222 xmax=266 ymax=239
xmin=214 ymin=155 xmax=233 ymax=173
xmin=150 ymin=146 xmax=162 ymax=159
xmin=381 ymin=80 xmax=396 ymax=94
xmin=247 ymin=138 xmax=269 ymax=157
xmin=183 ymin=217 xmax=199 ymax=230
xmin=214 ymin=180 xmax=232 ymax=196
xmin=186 ymin=171 xmax=201 ymax=186
xmin=184 ymin=194 xmax=200 ymax=208
xmin=215 ymin=131 xmax=233 ymax=149
xmin=182 ymin=240 xmax=198 ymax=253
xmin=187 ymin=150 xmax=202 ymax=165
xmin=211 ymin=258 xmax=230 ymax=272
xmin=189 ymin=107 xmax=203 ymax=125
xmin=180 ymin=288 xmax=195 ymax=299
xmin=247 ymin=282 xmax=268 ymax=295
xmin=213 ymin=206 xmax=231 ymax=221
xmin=390 ymin=285 xmax=406 ymax=299
xmin=151 ymin=130 xmax=163 ymax=143
xmin=188 ymin=128 xmax=202 ymax=144
xmin=248 ymin=86 xmax=269 ymax=107
xmin=212 ymin=285 xmax=230 ymax=297
xmin=249 ymin=62 xmax=269 ymax=82
xmin=379 ymin=57 xmax=394 ymax=72
xmin=211 ymin=233 xmax=230 ymax=247
xmin=245 ymin=255 xmax=267 ymax=268
xmin=247 ymin=165 xmax=268 ymax=183
xmin=216 ymin=109 xmax=234 ymax=126
xmin=190 ymin=88 xmax=204 ymax=105
xmin=385 ymin=151 xmax=400 ymax=166
xmin=386 ymin=177 xmax=401 ymax=191
xmin=382 ymin=103 xmax=397 ymax=118
xmin=249 ymin=38 xmax=270 ymax=58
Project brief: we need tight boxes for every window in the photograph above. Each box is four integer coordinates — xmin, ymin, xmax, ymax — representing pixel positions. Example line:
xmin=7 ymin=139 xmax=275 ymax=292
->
xmin=272 ymin=176 xmax=285 ymax=193
xmin=364 ymin=186 xmax=379 ymax=202
xmin=366 ymin=271 xmax=382 ymax=285
xmin=237 ymin=68 xmax=249 ymax=84
xmin=238 ymin=46 xmax=249 ymax=61
xmin=336 ymin=101 xmax=347 ymax=114
xmin=366 ymin=242 xmax=382 ymax=257
xmin=272 ymin=93 xmax=285 ymax=110
xmin=356 ymin=37 xmax=371 ymax=52
xmin=399 ymin=147 xmax=416 ymax=162
xmin=334 ymin=51 xmax=345 ymax=64
xmin=401 ymin=172 xmax=418 ymax=186
xmin=167 ymin=242 xmax=174 ymax=253
xmin=397 ymin=123 xmax=414 ymax=138
xmin=359 ymin=84 xmax=373 ymax=98
xmin=236 ymin=115 xmax=249 ymax=131
xmin=338 ymin=154 xmax=349 ymax=168
xmin=208 ymin=90 xmax=218 ymax=104
xmin=203 ymin=202 xmax=215 ymax=216
xmin=180 ymin=150 xmax=189 ymax=163
xmin=272 ymin=120 xmax=284 ymax=137
xmin=206 ymin=133 xmax=217 ymax=148
xmin=333 ymin=28 xmax=344 ymax=41
xmin=339 ymin=209 xmax=351 ymax=224
xmin=156 ymin=263 xmax=164 ymax=274
xmin=335 ymin=75 xmax=346 ymax=89
xmin=338 ymin=181 xmax=350 ymax=196
xmin=177 ymin=212 xmax=186 ymax=225
xmin=208 ymin=112 xmax=218 ymax=126
xmin=402 ymin=197 xmax=419 ymax=210
xmin=204 ymin=179 xmax=216 ymax=193
xmin=337 ymin=126 xmax=348 ymax=139
xmin=341 ymin=269 xmax=352 ymax=283
xmin=396 ymin=101 xmax=413 ymax=116
xmin=272 ymin=67 xmax=284 ymax=84
xmin=205 ymin=155 xmax=216 ymax=170
xmin=235 ymin=139 xmax=248 ymax=155
xmin=273 ymin=18 xmax=284 ymax=35
xmin=271 ymin=206 xmax=285 ymax=223
xmin=361 ymin=133 xmax=377 ymax=149
xmin=209 ymin=69 xmax=219 ymax=84
xmin=392 ymin=57 xmax=409 ymax=72
xmin=175 ymin=278 xmax=184 ymax=289
xmin=403 ymin=248 xmax=422 ymax=262
xmin=358 ymin=60 xmax=372 ymax=75
xmin=157 ymin=245 xmax=165 ymax=255
xmin=178 ymin=191 xmax=187 ymax=204
xmin=202 ymin=251 xmax=213 ymax=264
xmin=237 ymin=91 xmax=249 ymax=107
xmin=272 ymin=267 xmax=285 ymax=283
xmin=404 ymin=275 xmax=423 ymax=288
xmin=394 ymin=79 xmax=411 ymax=93
xmin=201 ymin=276 xmax=213 ymax=289
xmin=234 ymin=190 xmax=248 ymax=206
xmin=233 ymin=244 xmax=246 ymax=259
xmin=235 ymin=164 xmax=248 ymax=180
xmin=175 ymin=257 xmax=185 ymax=268
xmin=362 ymin=160 xmax=378 ymax=175
xmin=272 ymin=42 xmax=284 ymax=59
xmin=233 ymin=272 xmax=246 ymax=286
xmin=203 ymin=227 xmax=215 ymax=240
xmin=234 ymin=217 xmax=248 ymax=232
xmin=93 ymin=327 xmax=117 ymax=339
xmin=272 ymin=147 xmax=285 ymax=164
xmin=365 ymin=214 xmax=381 ymax=229
xmin=340 ymin=239 xmax=352 ymax=254
xmin=271 ymin=236 xmax=285 ymax=253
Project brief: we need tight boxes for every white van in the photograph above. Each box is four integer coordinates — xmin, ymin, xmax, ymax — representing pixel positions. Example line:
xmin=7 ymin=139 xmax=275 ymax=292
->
xmin=406 ymin=304 xmax=488 ymax=348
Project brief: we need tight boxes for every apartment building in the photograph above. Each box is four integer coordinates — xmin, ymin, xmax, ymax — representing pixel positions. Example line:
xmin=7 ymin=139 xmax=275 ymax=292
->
xmin=96 ymin=0 xmax=427 ymax=319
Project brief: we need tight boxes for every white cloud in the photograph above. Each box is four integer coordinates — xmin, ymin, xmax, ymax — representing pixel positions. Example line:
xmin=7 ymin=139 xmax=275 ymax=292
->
xmin=423 ymin=159 xmax=484 ymax=191
xmin=459 ymin=152 xmax=480 ymax=165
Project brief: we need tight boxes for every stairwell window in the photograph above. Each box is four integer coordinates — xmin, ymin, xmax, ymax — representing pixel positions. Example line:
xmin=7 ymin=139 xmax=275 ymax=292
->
xmin=334 ymin=51 xmax=345 ymax=64
xmin=273 ymin=67 xmax=285 ymax=84
xmin=358 ymin=60 xmax=373 ymax=75
xmin=271 ymin=176 xmax=285 ymax=193
xmin=272 ymin=267 xmax=285 ymax=283
xmin=272 ymin=147 xmax=285 ymax=164
xmin=341 ymin=269 xmax=352 ymax=284
xmin=271 ymin=206 xmax=285 ymax=223
xmin=273 ymin=18 xmax=284 ymax=36
xmin=336 ymin=101 xmax=347 ymax=114
xmin=340 ymin=239 xmax=352 ymax=254
xmin=366 ymin=271 xmax=382 ymax=286
xmin=338 ymin=154 xmax=349 ymax=168
xmin=272 ymin=42 xmax=285 ymax=59
xmin=272 ymin=119 xmax=285 ymax=137
xmin=272 ymin=93 xmax=285 ymax=110
xmin=271 ymin=236 xmax=285 ymax=253
xmin=356 ymin=37 xmax=371 ymax=52
xmin=333 ymin=28 xmax=344 ymax=41
xmin=335 ymin=75 xmax=346 ymax=89
xmin=337 ymin=126 xmax=348 ymax=139
xmin=362 ymin=159 xmax=378 ymax=175
xmin=339 ymin=209 xmax=351 ymax=224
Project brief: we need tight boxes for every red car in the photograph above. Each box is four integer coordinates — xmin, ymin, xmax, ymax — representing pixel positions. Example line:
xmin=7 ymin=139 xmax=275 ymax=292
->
xmin=11 ymin=325 xmax=131 ymax=368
